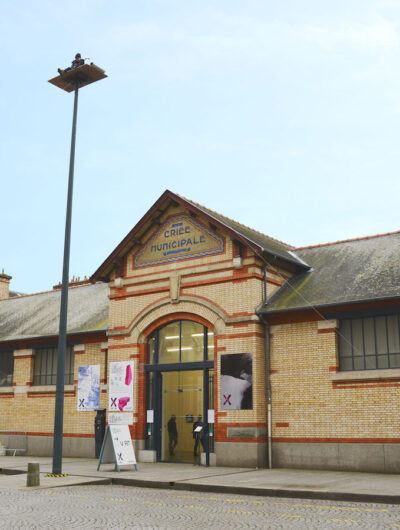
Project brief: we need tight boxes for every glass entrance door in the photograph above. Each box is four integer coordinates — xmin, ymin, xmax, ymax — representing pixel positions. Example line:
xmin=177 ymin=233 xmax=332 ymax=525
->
xmin=162 ymin=370 xmax=203 ymax=463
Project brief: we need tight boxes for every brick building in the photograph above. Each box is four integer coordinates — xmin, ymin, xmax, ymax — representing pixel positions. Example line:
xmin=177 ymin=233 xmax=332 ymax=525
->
xmin=0 ymin=190 xmax=399 ymax=472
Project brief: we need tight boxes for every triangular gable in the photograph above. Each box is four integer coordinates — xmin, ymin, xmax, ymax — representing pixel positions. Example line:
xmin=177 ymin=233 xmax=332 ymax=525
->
xmin=134 ymin=214 xmax=225 ymax=268
xmin=91 ymin=190 xmax=308 ymax=282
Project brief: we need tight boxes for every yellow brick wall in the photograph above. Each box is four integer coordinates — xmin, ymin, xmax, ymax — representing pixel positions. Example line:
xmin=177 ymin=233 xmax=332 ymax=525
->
xmin=271 ymin=321 xmax=400 ymax=439
xmin=184 ymin=278 xmax=263 ymax=316
xmin=0 ymin=341 xmax=106 ymax=436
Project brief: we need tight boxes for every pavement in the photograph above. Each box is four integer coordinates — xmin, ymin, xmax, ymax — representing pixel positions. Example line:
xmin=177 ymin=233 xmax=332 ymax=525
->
xmin=1 ymin=455 xmax=400 ymax=505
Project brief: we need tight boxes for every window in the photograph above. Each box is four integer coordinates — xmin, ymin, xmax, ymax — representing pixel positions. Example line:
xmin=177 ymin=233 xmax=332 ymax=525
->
xmin=33 ymin=346 xmax=74 ymax=385
xmin=338 ymin=314 xmax=400 ymax=371
xmin=0 ymin=350 xmax=14 ymax=386
xmin=147 ymin=320 xmax=214 ymax=364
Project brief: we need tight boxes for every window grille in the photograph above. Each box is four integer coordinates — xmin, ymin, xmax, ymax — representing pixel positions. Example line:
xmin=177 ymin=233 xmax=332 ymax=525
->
xmin=0 ymin=351 xmax=14 ymax=386
xmin=33 ymin=346 xmax=74 ymax=385
xmin=338 ymin=314 xmax=400 ymax=371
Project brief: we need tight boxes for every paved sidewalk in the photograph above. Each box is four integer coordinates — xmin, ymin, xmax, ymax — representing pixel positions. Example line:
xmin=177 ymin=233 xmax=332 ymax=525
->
xmin=1 ymin=455 xmax=400 ymax=504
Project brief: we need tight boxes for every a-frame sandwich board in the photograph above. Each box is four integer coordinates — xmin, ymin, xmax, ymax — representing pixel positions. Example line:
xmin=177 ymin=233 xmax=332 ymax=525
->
xmin=97 ymin=424 xmax=138 ymax=472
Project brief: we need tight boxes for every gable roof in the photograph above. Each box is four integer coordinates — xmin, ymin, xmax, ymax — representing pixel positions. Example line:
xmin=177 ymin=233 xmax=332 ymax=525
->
xmin=0 ymin=283 xmax=109 ymax=344
xmin=91 ymin=190 xmax=309 ymax=282
xmin=178 ymin=195 xmax=307 ymax=268
xmin=260 ymin=231 xmax=400 ymax=314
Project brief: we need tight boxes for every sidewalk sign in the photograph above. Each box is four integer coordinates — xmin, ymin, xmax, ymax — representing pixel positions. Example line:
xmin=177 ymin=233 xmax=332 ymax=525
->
xmin=97 ymin=424 xmax=138 ymax=472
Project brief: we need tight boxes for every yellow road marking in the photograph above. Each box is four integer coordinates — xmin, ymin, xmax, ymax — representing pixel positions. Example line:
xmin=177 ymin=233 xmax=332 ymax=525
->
xmin=251 ymin=500 xmax=264 ymax=504
xmin=390 ymin=524 xmax=400 ymax=528
xmin=145 ymin=501 xmax=164 ymax=506
xmin=365 ymin=508 xmax=388 ymax=512
xmin=173 ymin=495 xmax=194 ymax=498
xmin=71 ymin=494 xmax=90 ymax=498
xmin=225 ymin=499 xmax=242 ymax=503
xmin=279 ymin=514 xmax=303 ymax=518
xmin=171 ymin=494 xmax=218 ymax=501
xmin=184 ymin=505 xmax=205 ymax=510
xmin=106 ymin=497 xmax=127 ymax=502
xmin=329 ymin=518 xmax=360 ymax=523
xmin=228 ymin=509 xmax=252 ymax=514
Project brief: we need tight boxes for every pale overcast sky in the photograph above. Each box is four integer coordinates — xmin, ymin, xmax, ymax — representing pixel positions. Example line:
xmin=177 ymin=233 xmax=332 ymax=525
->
xmin=1 ymin=0 xmax=399 ymax=293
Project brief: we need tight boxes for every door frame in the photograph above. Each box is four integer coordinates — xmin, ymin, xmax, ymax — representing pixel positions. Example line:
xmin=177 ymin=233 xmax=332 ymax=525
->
xmin=146 ymin=362 xmax=213 ymax=463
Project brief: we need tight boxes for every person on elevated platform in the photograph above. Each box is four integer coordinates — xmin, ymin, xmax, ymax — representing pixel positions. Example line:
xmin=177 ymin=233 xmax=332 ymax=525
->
xmin=58 ymin=53 xmax=85 ymax=75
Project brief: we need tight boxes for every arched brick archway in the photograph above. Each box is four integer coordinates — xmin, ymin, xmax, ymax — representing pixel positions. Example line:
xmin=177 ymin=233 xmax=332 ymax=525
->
xmin=126 ymin=296 xmax=227 ymax=344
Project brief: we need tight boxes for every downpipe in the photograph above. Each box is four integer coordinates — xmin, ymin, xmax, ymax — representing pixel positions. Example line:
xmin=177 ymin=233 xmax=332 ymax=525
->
xmin=256 ymin=263 xmax=273 ymax=469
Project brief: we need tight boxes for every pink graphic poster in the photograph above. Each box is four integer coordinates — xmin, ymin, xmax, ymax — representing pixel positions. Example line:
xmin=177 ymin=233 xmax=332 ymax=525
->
xmin=108 ymin=361 xmax=134 ymax=413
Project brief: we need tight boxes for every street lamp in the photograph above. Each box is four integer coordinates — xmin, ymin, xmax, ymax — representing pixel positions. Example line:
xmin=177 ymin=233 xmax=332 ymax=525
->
xmin=48 ymin=59 xmax=107 ymax=474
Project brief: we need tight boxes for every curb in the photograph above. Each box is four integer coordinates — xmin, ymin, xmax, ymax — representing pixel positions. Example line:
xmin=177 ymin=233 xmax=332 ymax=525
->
xmin=39 ymin=478 xmax=112 ymax=489
xmin=0 ymin=468 xmax=26 ymax=476
xmin=110 ymin=477 xmax=400 ymax=505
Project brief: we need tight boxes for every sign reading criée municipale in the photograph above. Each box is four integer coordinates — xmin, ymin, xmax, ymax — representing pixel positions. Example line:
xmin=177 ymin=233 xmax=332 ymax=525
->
xmin=134 ymin=214 xmax=224 ymax=268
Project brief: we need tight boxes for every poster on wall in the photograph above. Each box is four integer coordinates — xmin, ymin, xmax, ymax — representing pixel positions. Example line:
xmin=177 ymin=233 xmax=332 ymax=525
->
xmin=108 ymin=361 xmax=134 ymax=412
xmin=220 ymin=353 xmax=252 ymax=410
xmin=77 ymin=365 xmax=100 ymax=411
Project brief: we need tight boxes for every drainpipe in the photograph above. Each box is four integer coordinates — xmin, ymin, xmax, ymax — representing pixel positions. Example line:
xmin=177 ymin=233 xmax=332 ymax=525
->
xmin=256 ymin=262 xmax=273 ymax=469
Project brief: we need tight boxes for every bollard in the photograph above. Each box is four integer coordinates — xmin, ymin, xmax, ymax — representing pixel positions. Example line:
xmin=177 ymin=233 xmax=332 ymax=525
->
xmin=26 ymin=462 xmax=40 ymax=487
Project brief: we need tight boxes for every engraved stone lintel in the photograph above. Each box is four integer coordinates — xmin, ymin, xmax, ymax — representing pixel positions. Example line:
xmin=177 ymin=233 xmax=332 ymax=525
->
xmin=318 ymin=319 xmax=338 ymax=330
xmin=14 ymin=349 xmax=34 ymax=358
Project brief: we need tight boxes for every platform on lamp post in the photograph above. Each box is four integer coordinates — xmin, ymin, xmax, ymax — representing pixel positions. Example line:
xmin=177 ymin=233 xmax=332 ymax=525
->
xmin=48 ymin=63 xmax=107 ymax=92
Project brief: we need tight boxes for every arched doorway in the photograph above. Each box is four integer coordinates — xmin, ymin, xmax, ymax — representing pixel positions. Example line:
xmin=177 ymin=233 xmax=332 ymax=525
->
xmin=145 ymin=320 xmax=214 ymax=464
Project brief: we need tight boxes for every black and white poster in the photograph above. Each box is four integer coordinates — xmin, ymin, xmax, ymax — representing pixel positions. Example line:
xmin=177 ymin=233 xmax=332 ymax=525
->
xmin=220 ymin=353 xmax=252 ymax=410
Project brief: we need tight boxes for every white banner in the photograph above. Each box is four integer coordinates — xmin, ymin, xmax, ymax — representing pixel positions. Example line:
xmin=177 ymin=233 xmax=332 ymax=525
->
xmin=108 ymin=361 xmax=134 ymax=412
xmin=108 ymin=413 xmax=133 ymax=425
xmin=77 ymin=365 xmax=100 ymax=411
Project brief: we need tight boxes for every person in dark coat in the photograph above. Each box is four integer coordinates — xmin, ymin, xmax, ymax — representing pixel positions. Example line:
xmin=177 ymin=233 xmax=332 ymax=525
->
xmin=167 ymin=414 xmax=178 ymax=456
xmin=58 ymin=53 xmax=85 ymax=75
xmin=192 ymin=415 xmax=204 ymax=456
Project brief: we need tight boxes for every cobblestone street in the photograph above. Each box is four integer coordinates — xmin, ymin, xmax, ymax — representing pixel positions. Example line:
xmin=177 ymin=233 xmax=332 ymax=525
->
xmin=1 ymin=484 xmax=399 ymax=529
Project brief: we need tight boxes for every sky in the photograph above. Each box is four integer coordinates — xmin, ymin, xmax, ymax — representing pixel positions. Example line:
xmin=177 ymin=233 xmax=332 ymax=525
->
xmin=1 ymin=0 xmax=399 ymax=294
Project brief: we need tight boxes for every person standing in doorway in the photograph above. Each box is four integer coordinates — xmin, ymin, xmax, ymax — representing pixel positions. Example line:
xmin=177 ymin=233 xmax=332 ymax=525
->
xmin=193 ymin=415 xmax=204 ymax=456
xmin=167 ymin=415 xmax=178 ymax=456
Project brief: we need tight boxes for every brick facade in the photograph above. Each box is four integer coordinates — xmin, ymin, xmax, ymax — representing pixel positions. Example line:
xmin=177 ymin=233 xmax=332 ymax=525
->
xmin=0 ymin=334 xmax=106 ymax=457
xmin=1 ymin=191 xmax=398 ymax=471
xmin=105 ymin=203 xmax=281 ymax=467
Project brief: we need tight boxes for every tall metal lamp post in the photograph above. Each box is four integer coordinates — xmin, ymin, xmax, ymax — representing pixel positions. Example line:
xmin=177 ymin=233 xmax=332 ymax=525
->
xmin=48 ymin=59 xmax=107 ymax=474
